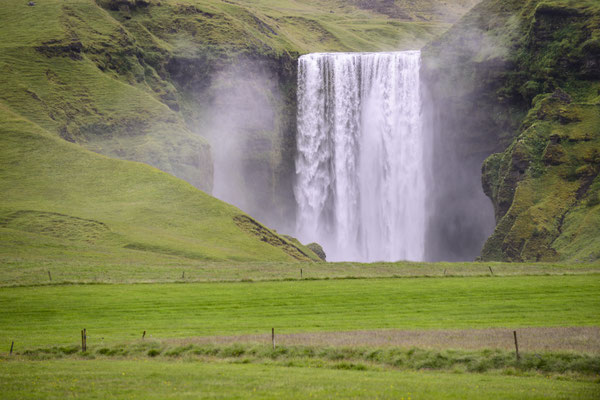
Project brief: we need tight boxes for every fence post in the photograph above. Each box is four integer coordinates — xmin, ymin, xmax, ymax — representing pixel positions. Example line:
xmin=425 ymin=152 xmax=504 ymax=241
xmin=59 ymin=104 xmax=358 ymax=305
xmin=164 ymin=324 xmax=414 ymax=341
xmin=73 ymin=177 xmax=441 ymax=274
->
xmin=48 ymin=270 xmax=52 ymax=281
xmin=513 ymin=330 xmax=520 ymax=361
xmin=81 ymin=328 xmax=87 ymax=352
xmin=10 ymin=341 xmax=14 ymax=355
xmin=142 ymin=330 xmax=146 ymax=339
xmin=489 ymin=266 xmax=494 ymax=276
xmin=272 ymin=328 xmax=275 ymax=350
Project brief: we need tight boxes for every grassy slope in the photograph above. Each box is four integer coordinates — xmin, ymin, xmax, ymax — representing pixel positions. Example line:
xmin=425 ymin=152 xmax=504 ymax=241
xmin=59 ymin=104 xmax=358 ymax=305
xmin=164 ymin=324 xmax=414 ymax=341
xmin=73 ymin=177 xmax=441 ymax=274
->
xmin=121 ymin=0 xmax=471 ymax=55
xmin=2 ymin=360 xmax=596 ymax=400
xmin=0 ymin=104 xmax=318 ymax=262
xmin=0 ymin=0 xmax=214 ymax=191
xmin=1 ymin=275 xmax=597 ymax=347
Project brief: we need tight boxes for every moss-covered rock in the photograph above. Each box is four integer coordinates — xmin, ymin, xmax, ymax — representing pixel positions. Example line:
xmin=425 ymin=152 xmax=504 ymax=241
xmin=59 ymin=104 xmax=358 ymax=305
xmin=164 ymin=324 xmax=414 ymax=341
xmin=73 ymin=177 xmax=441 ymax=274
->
xmin=307 ymin=243 xmax=327 ymax=262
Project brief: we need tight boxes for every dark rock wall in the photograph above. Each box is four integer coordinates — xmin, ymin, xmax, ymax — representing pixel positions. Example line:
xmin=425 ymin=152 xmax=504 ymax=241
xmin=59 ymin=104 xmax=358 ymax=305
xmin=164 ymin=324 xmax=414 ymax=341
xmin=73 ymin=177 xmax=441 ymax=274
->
xmin=421 ymin=0 xmax=527 ymax=261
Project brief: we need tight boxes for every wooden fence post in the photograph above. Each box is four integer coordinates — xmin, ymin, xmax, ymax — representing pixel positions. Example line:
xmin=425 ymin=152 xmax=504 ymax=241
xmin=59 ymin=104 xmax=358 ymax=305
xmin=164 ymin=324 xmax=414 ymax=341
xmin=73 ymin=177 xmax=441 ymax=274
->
xmin=81 ymin=328 xmax=87 ymax=352
xmin=142 ymin=330 xmax=146 ymax=339
xmin=300 ymin=269 xmax=303 ymax=279
xmin=10 ymin=341 xmax=14 ymax=355
xmin=513 ymin=330 xmax=520 ymax=361
xmin=48 ymin=270 xmax=52 ymax=281
xmin=272 ymin=328 xmax=275 ymax=350
xmin=489 ymin=266 xmax=494 ymax=276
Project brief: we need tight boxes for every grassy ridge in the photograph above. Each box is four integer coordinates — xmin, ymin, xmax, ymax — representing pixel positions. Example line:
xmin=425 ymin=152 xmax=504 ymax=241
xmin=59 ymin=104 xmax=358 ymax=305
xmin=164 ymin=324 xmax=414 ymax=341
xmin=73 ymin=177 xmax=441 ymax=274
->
xmin=0 ymin=0 xmax=214 ymax=190
xmin=0 ymin=104 xmax=317 ymax=263
xmin=109 ymin=0 xmax=472 ymax=54
xmin=1 ymin=276 xmax=598 ymax=347
xmin=1 ymin=360 xmax=598 ymax=400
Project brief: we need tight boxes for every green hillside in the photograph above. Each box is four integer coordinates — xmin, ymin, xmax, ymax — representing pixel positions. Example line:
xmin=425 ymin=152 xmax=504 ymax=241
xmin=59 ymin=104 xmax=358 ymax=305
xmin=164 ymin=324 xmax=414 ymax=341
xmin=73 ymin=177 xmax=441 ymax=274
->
xmin=0 ymin=0 xmax=214 ymax=191
xmin=0 ymin=104 xmax=319 ymax=263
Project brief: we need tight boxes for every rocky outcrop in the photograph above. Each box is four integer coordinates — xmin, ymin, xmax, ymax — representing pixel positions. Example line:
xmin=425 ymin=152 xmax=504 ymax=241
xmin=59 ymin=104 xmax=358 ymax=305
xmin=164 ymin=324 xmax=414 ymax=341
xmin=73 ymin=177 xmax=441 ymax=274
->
xmin=307 ymin=242 xmax=327 ymax=261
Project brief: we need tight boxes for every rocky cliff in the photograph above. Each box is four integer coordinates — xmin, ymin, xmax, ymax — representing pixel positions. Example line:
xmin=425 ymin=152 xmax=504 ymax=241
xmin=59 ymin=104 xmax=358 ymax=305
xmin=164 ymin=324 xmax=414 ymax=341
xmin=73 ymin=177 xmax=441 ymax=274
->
xmin=423 ymin=0 xmax=600 ymax=261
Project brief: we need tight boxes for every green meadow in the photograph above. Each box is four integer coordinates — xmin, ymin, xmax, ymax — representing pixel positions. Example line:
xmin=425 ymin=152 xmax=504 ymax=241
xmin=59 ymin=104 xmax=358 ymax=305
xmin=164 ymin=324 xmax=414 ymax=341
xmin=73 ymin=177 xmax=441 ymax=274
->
xmin=2 ymin=360 xmax=597 ymax=400
xmin=1 ymin=275 xmax=598 ymax=348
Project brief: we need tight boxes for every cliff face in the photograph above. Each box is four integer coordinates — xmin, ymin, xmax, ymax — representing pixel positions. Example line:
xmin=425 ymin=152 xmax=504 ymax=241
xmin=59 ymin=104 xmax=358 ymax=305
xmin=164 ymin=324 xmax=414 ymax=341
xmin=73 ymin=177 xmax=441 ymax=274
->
xmin=423 ymin=0 xmax=600 ymax=261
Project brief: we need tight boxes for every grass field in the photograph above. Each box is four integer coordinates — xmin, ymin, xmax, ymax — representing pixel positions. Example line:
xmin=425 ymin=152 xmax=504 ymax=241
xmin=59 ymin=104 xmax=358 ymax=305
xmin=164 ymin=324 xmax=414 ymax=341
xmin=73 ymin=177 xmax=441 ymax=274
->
xmin=1 ymin=267 xmax=598 ymax=398
xmin=1 ymin=275 xmax=598 ymax=348
xmin=2 ymin=360 xmax=597 ymax=400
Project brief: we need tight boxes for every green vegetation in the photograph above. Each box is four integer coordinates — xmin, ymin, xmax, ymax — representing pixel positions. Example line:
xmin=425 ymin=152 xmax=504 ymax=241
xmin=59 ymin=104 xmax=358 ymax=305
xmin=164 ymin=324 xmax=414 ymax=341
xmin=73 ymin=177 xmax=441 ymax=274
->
xmin=1 ymin=254 xmax=599 ymax=286
xmin=2 ymin=360 xmax=597 ymax=400
xmin=0 ymin=0 xmax=214 ymax=191
xmin=1 ymin=276 xmax=598 ymax=347
xmin=14 ymin=342 xmax=600 ymax=376
xmin=2 ymin=1 xmax=599 ymax=397
xmin=0 ymin=104 xmax=318 ymax=263
xmin=482 ymin=95 xmax=600 ymax=261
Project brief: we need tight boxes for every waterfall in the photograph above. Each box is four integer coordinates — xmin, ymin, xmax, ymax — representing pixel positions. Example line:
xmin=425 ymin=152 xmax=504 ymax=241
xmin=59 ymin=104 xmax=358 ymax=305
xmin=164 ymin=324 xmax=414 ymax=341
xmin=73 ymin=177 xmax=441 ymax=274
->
xmin=294 ymin=51 xmax=426 ymax=262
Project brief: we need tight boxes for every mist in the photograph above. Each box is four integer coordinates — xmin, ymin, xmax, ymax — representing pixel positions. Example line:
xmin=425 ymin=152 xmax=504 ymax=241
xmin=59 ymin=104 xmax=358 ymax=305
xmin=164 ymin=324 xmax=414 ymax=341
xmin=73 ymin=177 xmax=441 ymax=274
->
xmin=421 ymin=79 xmax=497 ymax=262
xmin=419 ymin=12 xmax=517 ymax=261
xmin=199 ymin=58 xmax=297 ymax=234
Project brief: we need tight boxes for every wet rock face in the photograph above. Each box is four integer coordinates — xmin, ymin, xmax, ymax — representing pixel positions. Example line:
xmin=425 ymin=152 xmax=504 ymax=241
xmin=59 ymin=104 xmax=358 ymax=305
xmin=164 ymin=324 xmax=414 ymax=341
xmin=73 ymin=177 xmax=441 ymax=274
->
xmin=420 ymin=2 xmax=525 ymax=262
xmin=166 ymin=54 xmax=221 ymax=94
xmin=423 ymin=0 xmax=600 ymax=262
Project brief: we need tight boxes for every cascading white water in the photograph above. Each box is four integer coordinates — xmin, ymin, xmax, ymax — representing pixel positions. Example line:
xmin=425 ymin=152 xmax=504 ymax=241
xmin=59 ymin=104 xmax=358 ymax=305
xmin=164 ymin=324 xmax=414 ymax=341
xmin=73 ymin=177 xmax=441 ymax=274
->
xmin=294 ymin=51 xmax=426 ymax=262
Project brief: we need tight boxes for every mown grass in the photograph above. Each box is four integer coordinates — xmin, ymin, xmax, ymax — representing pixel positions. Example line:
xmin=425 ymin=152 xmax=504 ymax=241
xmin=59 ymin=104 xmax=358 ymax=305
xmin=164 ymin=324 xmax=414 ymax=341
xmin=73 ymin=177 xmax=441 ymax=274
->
xmin=0 ymin=276 xmax=598 ymax=348
xmin=0 ymin=359 xmax=598 ymax=399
